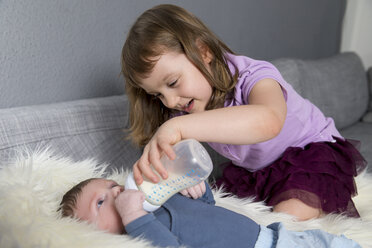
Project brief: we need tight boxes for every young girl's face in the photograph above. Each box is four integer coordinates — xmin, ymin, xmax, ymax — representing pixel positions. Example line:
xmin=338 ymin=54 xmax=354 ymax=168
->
xmin=74 ymin=179 xmax=125 ymax=234
xmin=139 ymin=50 xmax=213 ymax=113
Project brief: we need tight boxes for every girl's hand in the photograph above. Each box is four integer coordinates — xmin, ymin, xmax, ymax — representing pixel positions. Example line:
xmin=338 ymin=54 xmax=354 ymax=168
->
xmin=179 ymin=181 xmax=206 ymax=199
xmin=115 ymin=189 xmax=147 ymax=226
xmin=133 ymin=120 xmax=182 ymax=185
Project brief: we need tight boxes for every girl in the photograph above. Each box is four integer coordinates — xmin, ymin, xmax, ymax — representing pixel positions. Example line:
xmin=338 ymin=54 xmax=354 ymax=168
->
xmin=121 ymin=4 xmax=366 ymax=221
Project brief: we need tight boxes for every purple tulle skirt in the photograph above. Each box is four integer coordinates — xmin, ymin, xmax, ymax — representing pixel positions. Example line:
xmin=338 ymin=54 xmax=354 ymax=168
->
xmin=214 ymin=137 xmax=367 ymax=217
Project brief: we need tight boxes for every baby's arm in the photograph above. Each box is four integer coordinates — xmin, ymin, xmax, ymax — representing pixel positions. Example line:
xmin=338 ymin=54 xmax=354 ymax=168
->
xmin=197 ymin=181 xmax=216 ymax=205
xmin=179 ymin=181 xmax=206 ymax=199
xmin=116 ymin=190 xmax=180 ymax=247
xmin=115 ymin=189 xmax=148 ymax=226
xmin=125 ymin=214 xmax=180 ymax=247
xmin=179 ymin=181 xmax=215 ymax=205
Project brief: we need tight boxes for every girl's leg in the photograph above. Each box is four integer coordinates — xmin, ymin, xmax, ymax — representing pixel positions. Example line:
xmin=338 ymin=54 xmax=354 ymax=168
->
xmin=273 ymin=198 xmax=322 ymax=221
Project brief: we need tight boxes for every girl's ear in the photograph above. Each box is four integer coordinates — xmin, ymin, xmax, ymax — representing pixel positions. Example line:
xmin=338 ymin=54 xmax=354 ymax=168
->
xmin=196 ymin=39 xmax=213 ymax=64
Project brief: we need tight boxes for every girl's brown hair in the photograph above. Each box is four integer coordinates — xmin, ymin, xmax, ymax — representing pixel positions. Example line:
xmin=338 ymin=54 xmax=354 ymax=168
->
xmin=121 ymin=4 xmax=237 ymax=146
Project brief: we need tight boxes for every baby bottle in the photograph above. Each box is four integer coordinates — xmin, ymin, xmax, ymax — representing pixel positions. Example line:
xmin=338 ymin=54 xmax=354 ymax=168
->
xmin=125 ymin=139 xmax=213 ymax=212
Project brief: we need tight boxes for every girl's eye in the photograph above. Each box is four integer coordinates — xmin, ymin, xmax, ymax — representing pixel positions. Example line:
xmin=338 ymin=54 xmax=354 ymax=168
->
xmin=97 ymin=199 xmax=104 ymax=208
xmin=168 ymin=80 xmax=178 ymax=87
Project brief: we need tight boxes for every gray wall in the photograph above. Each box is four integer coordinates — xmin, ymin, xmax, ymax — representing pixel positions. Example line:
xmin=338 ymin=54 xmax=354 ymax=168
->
xmin=0 ymin=0 xmax=346 ymax=109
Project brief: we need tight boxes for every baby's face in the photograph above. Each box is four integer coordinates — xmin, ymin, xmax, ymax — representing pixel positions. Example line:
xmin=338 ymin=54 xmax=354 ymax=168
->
xmin=74 ymin=178 xmax=125 ymax=234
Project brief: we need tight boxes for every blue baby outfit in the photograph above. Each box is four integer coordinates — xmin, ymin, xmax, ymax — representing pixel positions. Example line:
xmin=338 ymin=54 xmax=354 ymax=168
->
xmin=126 ymin=183 xmax=259 ymax=247
xmin=125 ymin=183 xmax=360 ymax=248
xmin=256 ymin=223 xmax=360 ymax=248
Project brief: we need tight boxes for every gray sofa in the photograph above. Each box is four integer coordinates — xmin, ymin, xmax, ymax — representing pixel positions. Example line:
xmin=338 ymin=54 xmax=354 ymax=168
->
xmin=1 ymin=52 xmax=371 ymax=176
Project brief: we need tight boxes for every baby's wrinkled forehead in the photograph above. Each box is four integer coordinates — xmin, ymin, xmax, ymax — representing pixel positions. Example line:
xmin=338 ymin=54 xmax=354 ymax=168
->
xmin=84 ymin=178 xmax=119 ymax=191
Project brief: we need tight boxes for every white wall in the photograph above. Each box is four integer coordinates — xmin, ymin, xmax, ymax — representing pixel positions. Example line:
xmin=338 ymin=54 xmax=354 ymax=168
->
xmin=341 ymin=0 xmax=372 ymax=69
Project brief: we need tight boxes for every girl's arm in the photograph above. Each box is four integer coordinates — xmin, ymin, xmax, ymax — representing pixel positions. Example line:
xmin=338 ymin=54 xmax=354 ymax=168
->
xmin=174 ymin=78 xmax=286 ymax=144
xmin=134 ymin=78 xmax=287 ymax=184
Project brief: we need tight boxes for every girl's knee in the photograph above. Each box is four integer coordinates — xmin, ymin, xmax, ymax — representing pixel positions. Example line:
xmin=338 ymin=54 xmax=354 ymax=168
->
xmin=273 ymin=198 xmax=322 ymax=221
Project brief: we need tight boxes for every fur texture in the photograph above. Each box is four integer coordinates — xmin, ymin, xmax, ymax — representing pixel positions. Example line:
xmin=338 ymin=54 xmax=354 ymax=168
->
xmin=0 ymin=150 xmax=371 ymax=248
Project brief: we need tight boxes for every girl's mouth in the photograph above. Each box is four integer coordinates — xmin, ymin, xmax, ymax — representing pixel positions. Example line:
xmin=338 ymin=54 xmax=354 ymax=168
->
xmin=183 ymin=99 xmax=194 ymax=112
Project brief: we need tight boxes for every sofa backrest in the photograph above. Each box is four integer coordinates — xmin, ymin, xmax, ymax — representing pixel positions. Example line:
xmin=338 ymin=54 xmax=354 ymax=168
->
xmin=0 ymin=95 xmax=141 ymax=171
xmin=272 ymin=52 xmax=369 ymax=129
xmin=1 ymin=52 xmax=368 ymax=175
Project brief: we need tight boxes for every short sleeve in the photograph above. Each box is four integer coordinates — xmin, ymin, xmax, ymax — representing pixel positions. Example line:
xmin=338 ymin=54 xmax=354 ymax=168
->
xmin=235 ymin=60 xmax=288 ymax=105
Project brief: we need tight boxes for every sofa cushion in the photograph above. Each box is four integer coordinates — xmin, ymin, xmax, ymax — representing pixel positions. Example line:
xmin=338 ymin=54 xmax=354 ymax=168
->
xmin=362 ymin=67 xmax=372 ymax=123
xmin=340 ymin=122 xmax=372 ymax=173
xmin=273 ymin=52 xmax=369 ymax=129
xmin=368 ymin=67 xmax=372 ymax=110
xmin=0 ymin=95 xmax=141 ymax=171
xmin=363 ymin=112 xmax=372 ymax=122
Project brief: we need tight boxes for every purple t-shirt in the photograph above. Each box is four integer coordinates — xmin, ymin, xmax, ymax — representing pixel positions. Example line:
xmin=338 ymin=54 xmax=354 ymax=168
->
xmin=207 ymin=54 xmax=342 ymax=171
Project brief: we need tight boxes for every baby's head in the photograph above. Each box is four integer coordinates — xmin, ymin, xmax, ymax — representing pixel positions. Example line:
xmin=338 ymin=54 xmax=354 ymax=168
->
xmin=59 ymin=178 xmax=125 ymax=234
xmin=121 ymin=4 xmax=237 ymax=146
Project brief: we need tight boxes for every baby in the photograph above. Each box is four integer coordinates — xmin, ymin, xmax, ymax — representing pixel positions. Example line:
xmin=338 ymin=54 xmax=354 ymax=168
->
xmin=59 ymin=178 xmax=360 ymax=248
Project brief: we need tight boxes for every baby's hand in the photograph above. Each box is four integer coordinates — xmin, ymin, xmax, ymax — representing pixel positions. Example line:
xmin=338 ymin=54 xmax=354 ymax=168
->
xmin=115 ymin=189 xmax=147 ymax=226
xmin=180 ymin=181 xmax=206 ymax=199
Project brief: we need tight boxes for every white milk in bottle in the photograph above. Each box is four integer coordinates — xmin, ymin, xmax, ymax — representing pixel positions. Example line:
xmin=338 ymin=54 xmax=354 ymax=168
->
xmin=125 ymin=139 xmax=213 ymax=212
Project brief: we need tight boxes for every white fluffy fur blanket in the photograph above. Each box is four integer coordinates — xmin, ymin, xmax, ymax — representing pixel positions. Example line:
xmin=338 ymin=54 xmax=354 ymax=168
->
xmin=0 ymin=150 xmax=371 ymax=248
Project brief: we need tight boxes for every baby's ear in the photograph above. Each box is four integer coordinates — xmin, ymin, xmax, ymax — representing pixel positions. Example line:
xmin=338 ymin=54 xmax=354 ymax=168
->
xmin=196 ymin=39 xmax=213 ymax=64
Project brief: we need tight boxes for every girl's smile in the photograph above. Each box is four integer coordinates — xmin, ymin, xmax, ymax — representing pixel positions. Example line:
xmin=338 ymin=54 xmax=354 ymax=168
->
xmin=139 ymin=50 xmax=213 ymax=113
xmin=183 ymin=99 xmax=194 ymax=112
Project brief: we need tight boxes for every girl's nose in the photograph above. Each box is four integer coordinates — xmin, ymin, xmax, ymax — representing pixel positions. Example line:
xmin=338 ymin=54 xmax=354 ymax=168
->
xmin=164 ymin=94 xmax=179 ymax=109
